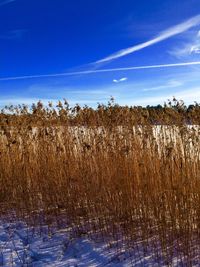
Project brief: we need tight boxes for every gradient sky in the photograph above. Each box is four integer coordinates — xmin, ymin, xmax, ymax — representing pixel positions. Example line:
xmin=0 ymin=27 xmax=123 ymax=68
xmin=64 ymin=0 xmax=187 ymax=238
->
xmin=1 ymin=0 xmax=200 ymax=107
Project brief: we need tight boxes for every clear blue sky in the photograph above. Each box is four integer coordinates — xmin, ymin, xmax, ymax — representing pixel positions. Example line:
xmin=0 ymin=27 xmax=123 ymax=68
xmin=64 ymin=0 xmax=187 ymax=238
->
xmin=1 ymin=0 xmax=200 ymax=107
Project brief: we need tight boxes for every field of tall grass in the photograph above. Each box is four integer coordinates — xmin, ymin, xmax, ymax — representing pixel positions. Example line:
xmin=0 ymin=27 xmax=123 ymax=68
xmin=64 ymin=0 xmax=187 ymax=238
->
xmin=0 ymin=98 xmax=200 ymax=265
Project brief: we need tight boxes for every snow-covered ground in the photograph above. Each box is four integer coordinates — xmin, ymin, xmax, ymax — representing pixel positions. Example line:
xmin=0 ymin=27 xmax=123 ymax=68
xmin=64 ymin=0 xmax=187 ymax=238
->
xmin=0 ymin=220 xmax=123 ymax=266
xmin=0 ymin=219 xmax=183 ymax=267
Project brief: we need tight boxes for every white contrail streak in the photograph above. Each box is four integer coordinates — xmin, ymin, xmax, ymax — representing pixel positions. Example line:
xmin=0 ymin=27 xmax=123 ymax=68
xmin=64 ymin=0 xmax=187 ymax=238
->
xmin=1 ymin=61 xmax=200 ymax=81
xmin=0 ymin=0 xmax=15 ymax=7
xmin=96 ymin=15 xmax=200 ymax=63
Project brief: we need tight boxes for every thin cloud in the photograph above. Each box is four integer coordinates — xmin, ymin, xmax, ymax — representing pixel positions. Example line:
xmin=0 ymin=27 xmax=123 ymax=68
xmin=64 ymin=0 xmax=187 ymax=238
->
xmin=169 ymin=30 xmax=200 ymax=58
xmin=191 ymin=45 xmax=200 ymax=54
xmin=0 ymin=0 xmax=15 ymax=7
xmin=113 ymin=77 xmax=128 ymax=83
xmin=0 ymin=98 xmax=100 ymax=108
xmin=95 ymin=15 xmax=200 ymax=64
xmin=143 ymin=80 xmax=183 ymax=92
xmin=126 ymin=87 xmax=200 ymax=106
xmin=1 ymin=61 xmax=200 ymax=81
xmin=0 ymin=29 xmax=27 ymax=40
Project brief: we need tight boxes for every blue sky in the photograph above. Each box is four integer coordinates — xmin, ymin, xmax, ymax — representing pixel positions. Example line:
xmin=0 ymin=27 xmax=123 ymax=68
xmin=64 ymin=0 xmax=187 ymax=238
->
xmin=1 ymin=0 xmax=200 ymax=107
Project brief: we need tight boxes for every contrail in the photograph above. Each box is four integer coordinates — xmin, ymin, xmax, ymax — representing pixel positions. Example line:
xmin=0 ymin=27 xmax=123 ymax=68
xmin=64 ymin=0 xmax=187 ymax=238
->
xmin=1 ymin=61 xmax=200 ymax=81
xmin=96 ymin=15 xmax=200 ymax=64
xmin=0 ymin=0 xmax=15 ymax=7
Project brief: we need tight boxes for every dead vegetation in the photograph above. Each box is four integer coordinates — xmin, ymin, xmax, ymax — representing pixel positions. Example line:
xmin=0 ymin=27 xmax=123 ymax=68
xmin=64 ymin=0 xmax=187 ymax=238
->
xmin=0 ymin=98 xmax=200 ymax=265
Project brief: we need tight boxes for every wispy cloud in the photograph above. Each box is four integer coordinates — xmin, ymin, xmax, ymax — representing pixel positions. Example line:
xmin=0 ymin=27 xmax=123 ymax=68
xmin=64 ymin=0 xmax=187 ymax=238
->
xmin=169 ymin=30 xmax=200 ymax=58
xmin=124 ymin=87 xmax=200 ymax=106
xmin=0 ymin=0 xmax=15 ymax=7
xmin=190 ymin=45 xmax=200 ymax=54
xmin=0 ymin=29 xmax=27 ymax=40
xmin=169 ymin=45 xmax=193 ymax=58
xmin=0 ymin=97 xmax=100 ymax=108
xmin=113 ymin=77 xmax=128 ymax=83
xmin=1 ymin=78 xmax=199 ymax=107
xmin=143 ymin=80 xmax=183 ymax=92
xmin=190 ymin=31 xmax=200 ymax=54
xmin=95 ymin=15 xmax=200 ymax=64
xmin=1 ymin=61 xmax=200 ymax=81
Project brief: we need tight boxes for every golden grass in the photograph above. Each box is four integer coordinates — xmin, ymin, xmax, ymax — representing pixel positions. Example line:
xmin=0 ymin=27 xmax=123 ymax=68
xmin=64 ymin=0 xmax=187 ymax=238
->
xmin=0 ymin=99 xmax=200 ymax=265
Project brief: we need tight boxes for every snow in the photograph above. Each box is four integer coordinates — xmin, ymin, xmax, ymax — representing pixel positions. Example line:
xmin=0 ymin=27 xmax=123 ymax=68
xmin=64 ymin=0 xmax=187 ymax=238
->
xmin=0 ymin=219 xmax=181 ymax=266
xmin=0 ymin=220 xmax=136 ymax=266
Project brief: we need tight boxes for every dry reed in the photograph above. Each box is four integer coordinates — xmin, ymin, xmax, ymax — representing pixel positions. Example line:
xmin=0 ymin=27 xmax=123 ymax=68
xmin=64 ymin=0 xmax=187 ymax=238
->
xmin=0 ymin=98 xmax=200 ymax=265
